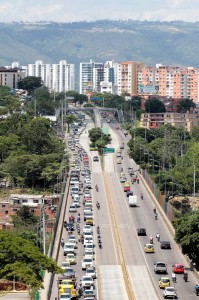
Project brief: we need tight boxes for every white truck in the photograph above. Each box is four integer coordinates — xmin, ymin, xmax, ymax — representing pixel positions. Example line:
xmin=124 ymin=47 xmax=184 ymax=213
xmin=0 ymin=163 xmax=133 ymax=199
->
xmin=129 ymin=195 xmax=137 ymax=207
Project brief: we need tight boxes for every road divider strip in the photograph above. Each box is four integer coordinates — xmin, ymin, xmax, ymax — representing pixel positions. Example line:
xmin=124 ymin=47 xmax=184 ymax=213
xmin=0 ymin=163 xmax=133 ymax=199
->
xmin=102 ymin=171 xmax=136 ymax=300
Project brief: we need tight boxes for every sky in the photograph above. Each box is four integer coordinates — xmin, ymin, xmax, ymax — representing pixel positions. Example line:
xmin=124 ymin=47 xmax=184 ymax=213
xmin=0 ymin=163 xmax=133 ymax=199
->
xmin=0 ymin=0 xmax=199 ymax=22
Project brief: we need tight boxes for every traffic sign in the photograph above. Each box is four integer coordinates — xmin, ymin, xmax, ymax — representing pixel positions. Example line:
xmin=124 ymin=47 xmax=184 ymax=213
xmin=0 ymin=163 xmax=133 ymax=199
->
xmin=103 ymin=148 xmax=115 ymax=153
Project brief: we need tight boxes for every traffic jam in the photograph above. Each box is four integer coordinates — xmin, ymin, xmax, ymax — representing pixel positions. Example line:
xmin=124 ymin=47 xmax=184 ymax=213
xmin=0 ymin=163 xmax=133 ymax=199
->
xmin=58 ymin=116 xmax=98 ymax=300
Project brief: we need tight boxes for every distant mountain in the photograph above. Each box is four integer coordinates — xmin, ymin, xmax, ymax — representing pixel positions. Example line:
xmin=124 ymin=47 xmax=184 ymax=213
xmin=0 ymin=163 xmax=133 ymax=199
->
xmin=1 ymin=20 xmax=199 ymax=86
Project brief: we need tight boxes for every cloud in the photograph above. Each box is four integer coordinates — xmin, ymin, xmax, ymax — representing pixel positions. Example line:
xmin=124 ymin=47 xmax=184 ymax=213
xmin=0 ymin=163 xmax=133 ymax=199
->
xmin=0 ymin=0 xmax=198 ymax=22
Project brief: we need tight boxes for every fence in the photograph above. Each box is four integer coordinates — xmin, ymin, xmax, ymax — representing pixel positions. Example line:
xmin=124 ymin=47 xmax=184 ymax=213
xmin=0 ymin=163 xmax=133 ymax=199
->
xmin=141 ymin=169 xmax=174 ymax=222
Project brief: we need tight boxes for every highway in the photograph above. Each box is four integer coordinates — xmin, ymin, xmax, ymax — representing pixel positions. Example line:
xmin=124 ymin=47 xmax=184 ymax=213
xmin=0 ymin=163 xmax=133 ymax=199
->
xmin=50 ymin=115 xmax=198 ymax=300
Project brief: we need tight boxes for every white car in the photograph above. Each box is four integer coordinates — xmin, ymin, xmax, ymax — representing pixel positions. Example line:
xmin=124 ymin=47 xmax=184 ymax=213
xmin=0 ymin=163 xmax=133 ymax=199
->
xmin=72 ymin=194 xmax=80 ymax=202
xmin=84 ymin=250 xmax=94 ymax=260
xmin=68 ymin=235 xmax=78 ymax=248
xmin=84 ymin=236 xmax=94 ymax=246
xmin=81 ymin=275 xmax=94 ymax=288
xmin=86 ymin=267 xmax=97 ymax=279
xmin=69 ymin=203 xmax=77 ymax=213
xmin=64 ymin=242 xmax=75 ymax=256
xmin=83 ymin=225 xmax=93 ymax=234
xmin=84 ymin=232 xmax=93 ymax=239
xmin=82 ymin=258 xmax=94 ymax=270
xmin=163 ymin=287 xmax=177 ymax=299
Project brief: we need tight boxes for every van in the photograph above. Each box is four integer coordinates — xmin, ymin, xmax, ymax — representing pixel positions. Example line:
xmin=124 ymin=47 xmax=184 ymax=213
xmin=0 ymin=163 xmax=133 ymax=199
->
xmin=129 ymin=195 xmax=137 ymax=207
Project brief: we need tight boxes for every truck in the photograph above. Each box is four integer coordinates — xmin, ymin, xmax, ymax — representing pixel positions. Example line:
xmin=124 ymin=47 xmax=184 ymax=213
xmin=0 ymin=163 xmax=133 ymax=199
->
xmin=154 ymin=262 xmax=167 ymax=274
xmin=129 ymin=195 xmax=137 ymax=207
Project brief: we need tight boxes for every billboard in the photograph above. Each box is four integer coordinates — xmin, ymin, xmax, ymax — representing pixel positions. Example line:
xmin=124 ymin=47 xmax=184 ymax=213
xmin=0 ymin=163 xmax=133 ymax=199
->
xmin=138 ymin=85 xmax=159 ymax=94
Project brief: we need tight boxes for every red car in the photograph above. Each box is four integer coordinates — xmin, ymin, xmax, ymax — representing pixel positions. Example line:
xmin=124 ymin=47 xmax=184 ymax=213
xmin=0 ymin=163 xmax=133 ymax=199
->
xmin=124 ymin=186 xmax=130 ymax=192
xmin=172 ymin=264 xmax=184 ymax=274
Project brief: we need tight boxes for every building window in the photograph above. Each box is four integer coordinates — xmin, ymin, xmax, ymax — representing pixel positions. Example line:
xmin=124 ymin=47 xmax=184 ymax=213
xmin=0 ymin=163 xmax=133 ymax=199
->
xmin=31 ymin=210 xmax=35 ymax=213
xmin=22 ymin=200 xmax=28 ymax=203
xmin=5 ymin=211 xmax=8 ymax=214
xmin=33 ymin=200 xmax=39 ymax=204
xmin=2 ymin=204 xmax=6 ymax=207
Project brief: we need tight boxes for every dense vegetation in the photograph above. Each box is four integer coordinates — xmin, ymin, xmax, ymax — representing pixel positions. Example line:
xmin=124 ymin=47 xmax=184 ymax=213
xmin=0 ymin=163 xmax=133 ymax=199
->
xmin=1 ymin=21 xmax=199 ymax=70
xmin=173 ymin=211 xmax=199 ymax=267
xmin=128 ymin=124 xmax=199 ymax=196
xmin=89 ymin=127 xmax=111 ymax=152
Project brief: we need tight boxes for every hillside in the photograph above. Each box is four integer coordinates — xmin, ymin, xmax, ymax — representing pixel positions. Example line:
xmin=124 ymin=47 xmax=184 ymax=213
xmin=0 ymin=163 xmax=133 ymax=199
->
xmin=0 ymin=20 xmax=199 ymax=70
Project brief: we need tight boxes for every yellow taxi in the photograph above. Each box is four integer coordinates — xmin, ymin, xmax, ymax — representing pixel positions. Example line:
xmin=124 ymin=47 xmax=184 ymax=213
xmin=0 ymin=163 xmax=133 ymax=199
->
xmin=65 ymin=253 xmax=76 ymax=265
xmin=59 ymin=279 xmax=76 ymax=298
xmin=59 ymin=279 xmax=75 ymax=293
xmin=159 ymin=277 xmax=170 ymax=289
xmin=117 ymin=158 xmax=122 ymax=164
xmin=144 ymin=243 xmax=154 ymax=253
xmin=86 ymin=217 xmax=94 ymax=226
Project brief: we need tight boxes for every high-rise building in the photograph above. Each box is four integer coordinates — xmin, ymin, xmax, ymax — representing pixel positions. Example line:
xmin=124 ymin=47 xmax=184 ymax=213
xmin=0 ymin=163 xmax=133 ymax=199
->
xmin=79 ymin=60 xmax=104 ymax=94
xmin=27 ymin=60 xmax=75 ymax=92
xmin=138 ymin=64 xmax=199 ymax=103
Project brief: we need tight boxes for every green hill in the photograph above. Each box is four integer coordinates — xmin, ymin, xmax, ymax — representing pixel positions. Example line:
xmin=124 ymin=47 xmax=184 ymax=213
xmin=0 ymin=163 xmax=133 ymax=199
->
xmin=0 ymin=20 xmax=199 ymax=69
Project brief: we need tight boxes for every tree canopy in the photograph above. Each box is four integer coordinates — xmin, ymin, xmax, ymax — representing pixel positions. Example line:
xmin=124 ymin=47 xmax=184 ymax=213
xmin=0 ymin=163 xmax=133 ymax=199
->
xmin=0 ymin=231 xmax=62 ymax=288
xmin=18 ymin=76 xmax=43 ymax=95
xmin=177 ymin=98 xmax=196 ymax=113
xmin=145 ymin=98 xmax=166 ymax=113
xmin=173 ymin=211 xmax=199 ymax=266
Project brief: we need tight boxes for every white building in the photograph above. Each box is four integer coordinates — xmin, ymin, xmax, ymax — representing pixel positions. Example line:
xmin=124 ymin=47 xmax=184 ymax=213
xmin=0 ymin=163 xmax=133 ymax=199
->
xmin=27 ymin=60 xmax=75 ymax=92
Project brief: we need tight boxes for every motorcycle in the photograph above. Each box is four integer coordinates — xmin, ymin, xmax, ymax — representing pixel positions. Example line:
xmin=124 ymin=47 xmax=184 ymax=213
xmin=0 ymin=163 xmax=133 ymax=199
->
xmin=155 ymin=213 xmax=158 ymax=220
xmin=195 ymin=288 xmax=199 ymax=296
xmin=96 ymin=202 xmax=100 ymax=209
xmin=183 ymin=273 xmax=188 ymax=282
xmin=97 ymin=226 xmax=100 ymax=234
xmin=95 ymin=185 xmax=99 ymax=192
xmin=137 ymin=179 xmax=139 ymax=184
xmin=61 ymin=239 xmax=64 ymax=247
xmin=150 ymin=238 xmax=153 ymax=244
xmin=99 ymin=242 xmax=102 ymax=249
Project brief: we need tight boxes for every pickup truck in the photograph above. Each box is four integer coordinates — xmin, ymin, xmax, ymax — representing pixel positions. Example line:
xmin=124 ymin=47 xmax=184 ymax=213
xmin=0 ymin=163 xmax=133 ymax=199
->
xmin=154 ymin=262 xmax=167 ymax=274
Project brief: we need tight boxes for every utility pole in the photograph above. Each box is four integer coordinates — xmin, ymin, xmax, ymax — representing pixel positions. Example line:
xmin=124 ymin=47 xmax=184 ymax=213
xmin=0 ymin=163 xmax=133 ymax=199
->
xmin=42 ymin=205 xmax=46 ymax=255
xmin=193 ymin=164 xmax=196 ymax=212
xmin=34 ymin=97 xmax=37 ymax=117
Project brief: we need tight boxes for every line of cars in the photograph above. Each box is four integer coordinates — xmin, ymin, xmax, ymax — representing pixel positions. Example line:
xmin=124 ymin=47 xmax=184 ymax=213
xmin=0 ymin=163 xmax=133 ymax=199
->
xmin=58 ymin=122 xmax=97 ymax=300
xmin=115 ymin=146 xmax=181 ymax=299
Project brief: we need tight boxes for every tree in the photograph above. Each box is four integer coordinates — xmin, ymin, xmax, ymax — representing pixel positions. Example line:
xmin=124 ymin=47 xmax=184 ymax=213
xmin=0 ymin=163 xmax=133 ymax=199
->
xmin=173 ymin=211 xmax=199 ymax=266
xmin=33 ymin=87 xmax=55 ymax=115
xmin=18 ymin=76 xmax=43 ymax=95
xmin=0 ymin=231 xmax=63 ymax=288
xmin=64 ymin=114 xmax=77 ymax=132
xmin=177 ymin=98 xmax=196 ymax=113
xmin=192 ymin=124 xmax=199 ymax=141
xmin=145 ymin=98 xmax=166 ymax=113
xmin=21 ymin=117 xmax=55 ymax=155
xmin=12 ymin=206 xmax=38 ymax=228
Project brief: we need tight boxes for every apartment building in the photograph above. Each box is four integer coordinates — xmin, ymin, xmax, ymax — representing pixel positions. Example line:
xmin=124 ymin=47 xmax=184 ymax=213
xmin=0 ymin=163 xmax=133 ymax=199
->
xmin=79 ymin=60 xmax=111 ymax=94
xmin=140 ymin=112 xmax=199 ymax=132
xmin=138 ymin=64 xmax=199 ymax=103
xmin=27 ymin=60 xmax=75 ymax=92
xmin=116 ymin=61 xmax=144 ymax=95
xmin=0 ymin=67 xmax=26 ymax=89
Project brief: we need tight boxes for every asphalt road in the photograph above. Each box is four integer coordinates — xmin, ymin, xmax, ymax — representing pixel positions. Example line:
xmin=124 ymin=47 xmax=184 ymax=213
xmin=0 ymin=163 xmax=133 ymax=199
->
xmin=105 ymin=121 xmax=198 ymax=299
xmin=51 ymin=117 xmax=198 ymax=300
